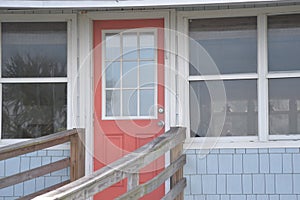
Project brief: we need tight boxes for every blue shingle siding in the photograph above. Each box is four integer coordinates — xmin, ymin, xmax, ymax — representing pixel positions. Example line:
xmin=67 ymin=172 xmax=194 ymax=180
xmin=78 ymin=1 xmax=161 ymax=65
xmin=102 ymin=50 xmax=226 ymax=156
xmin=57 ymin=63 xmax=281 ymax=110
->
xmin=0 ymin=149 xmax=70 ymax=199
xmin=184 ymin=147 xmax=300 ymax=200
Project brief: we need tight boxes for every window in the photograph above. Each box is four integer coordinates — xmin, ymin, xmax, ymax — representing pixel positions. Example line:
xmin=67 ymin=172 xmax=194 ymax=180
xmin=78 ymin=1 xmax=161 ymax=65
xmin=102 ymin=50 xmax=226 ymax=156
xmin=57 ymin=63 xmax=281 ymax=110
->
xmin=189 ymin=17 xmax=258 ymax=137
xmin=103 ymin=30 xmax=156 ymax=118
xmin=188 ymin=14 xmax=300 ymax=139
xmin=1 ymin=22 xmax=68 ymax=139
xmin=268 ymin=14 xmax=300 ymax=136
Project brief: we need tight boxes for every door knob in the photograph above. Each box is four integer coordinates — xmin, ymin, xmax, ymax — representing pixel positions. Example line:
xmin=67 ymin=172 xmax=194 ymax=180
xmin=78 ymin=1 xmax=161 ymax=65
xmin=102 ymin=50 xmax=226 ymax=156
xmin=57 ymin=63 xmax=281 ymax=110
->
xmin=158 ymin=107 xmax=164 ymax=114
xmin=157 ymin=120 xmax=165 ymax=127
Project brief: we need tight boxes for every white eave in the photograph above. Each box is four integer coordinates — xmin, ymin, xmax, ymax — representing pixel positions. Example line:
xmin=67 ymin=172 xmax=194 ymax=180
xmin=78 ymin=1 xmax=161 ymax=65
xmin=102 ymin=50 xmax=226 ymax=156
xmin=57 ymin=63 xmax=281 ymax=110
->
xmin=0 ymin=0 xmax=292 ymax=9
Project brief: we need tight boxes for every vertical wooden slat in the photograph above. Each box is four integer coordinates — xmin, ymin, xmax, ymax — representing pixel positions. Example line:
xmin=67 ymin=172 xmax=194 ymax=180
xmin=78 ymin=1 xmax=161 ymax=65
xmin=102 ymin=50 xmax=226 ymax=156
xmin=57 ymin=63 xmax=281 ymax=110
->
xmin=70 ymin=128 xmax=85 ymax=181
xmin=127 ymin=173 xmax=139 ymax=191
xmin=170 ymin=142 xmax=184 ymax=200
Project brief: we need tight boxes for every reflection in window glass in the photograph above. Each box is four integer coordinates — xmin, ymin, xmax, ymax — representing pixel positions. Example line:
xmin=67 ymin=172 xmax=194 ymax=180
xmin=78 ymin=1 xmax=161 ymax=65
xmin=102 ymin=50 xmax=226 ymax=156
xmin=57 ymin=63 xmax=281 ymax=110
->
xmin=2 ymin=83 xmax=67 ymax=138
xmin=105 ymin=62 xmax=120 ymax=88
xmin=189 ymin=17 xmax=257 ymax=75
xmin=189 ymin=80 xmax=258 ymax=137
xmin=106 ymin=90 xmax=120 ymax=117
xmin=268 ymin=14 xmax=300 ymax=72
xmin=2 ymin=22 xmax=67 ymax=77
xmin=269 ymin=78 xmax=300 ymax=135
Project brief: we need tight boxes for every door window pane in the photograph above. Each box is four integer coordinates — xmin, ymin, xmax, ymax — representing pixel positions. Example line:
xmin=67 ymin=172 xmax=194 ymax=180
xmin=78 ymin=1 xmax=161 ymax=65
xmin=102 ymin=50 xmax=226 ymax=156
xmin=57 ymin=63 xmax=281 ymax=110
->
xmin=105 ymin=62 xmax=120 ymax=88
xmin=189 ymin=17 xmax=257 ymax=75
xmin=106 ymin=90 xmax=120 ymax=117
xmin=140 ymin=61 xmax=155 ymax=88
xmin=190 ymin=80 xmax=258 ymax=137
xmin=105 ymin=33 xmax=121 ymax=60
xmin=268 ymin=14 xmax=300 ymax=72
xmin=122 ymin=61 xmax=138 ymax=88
xmin=140 ymin=89 xmax=154 ymax=116
xmin=269 ymin=78 xmax=300 ymax=135
xmin=2 ymin=22 xmax=67 ymax=77
xmin=123 ymin=33 xmax=138 ymax=60
xmin=140 ymin=33 xmax=155 ymax=59
xmin=122 ymin=90 xmax=137 ymax=116
xmin=2 ymin=83 xmax=67 ymax=138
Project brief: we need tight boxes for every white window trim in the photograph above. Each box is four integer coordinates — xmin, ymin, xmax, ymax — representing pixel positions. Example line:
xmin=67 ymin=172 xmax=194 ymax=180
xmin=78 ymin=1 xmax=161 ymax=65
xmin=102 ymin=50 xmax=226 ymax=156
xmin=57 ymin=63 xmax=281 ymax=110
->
xmin=101 ymin=28 xmax=158 ymax=120
xmin=0 ymin=14 xmax=78 ymax=149
xmin=177 ymin=6 xmax=300 ymax=149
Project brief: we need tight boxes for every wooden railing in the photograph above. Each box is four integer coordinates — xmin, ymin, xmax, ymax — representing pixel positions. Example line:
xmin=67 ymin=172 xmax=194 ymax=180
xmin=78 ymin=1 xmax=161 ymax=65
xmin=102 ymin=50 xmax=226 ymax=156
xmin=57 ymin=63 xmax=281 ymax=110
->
xmin=0 ymin=128 xmax=85 ymax=200
xmin=34 ymin=127 xmax=186 ymax=200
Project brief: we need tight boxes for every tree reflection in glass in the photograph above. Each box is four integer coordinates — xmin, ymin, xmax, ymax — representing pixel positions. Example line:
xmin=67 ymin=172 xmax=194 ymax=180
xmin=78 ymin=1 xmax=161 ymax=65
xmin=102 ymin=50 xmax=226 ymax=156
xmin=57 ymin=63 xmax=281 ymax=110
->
xmin=1 ymin=22 xmax=67 ymax=138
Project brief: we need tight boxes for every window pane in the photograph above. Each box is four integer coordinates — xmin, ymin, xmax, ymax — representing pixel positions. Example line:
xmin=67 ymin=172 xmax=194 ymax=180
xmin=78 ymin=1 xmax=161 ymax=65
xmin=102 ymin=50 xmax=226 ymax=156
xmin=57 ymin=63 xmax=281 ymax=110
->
xmin=123 ymin=61 xmax=138 ymax=88
xmin=122 ymin=90 xmax=137 ymax=116
xmin=2 ymin=83 xmax=67 ymax=138
xmin=268 ymin=14 xmax=300 ymax=72
xmin=189 ymin=17 xmax=257 ymax=75
xmin=140 ymin=33 xmax=155 ymax=60
xmin=2 ymin=22 xmax=67 ymax=77
xmin=105 ymin=62 xmax=120 ymax=88
xmin=189 ymin=80 xmax=258 ymax=137
xmin=105 ymin=33 xmax=120 ymax=60
xmin=140 ymin=89 xmax=154 ymax=116
xmin=123 ymin=33 xmax=138 ymax=60
xmin=140 ymin=61 xmax=155 ymax=88
xmin=106 ymin=90 xmax=120 ymax=117
xmin=269 ymin=78 xmax=300 ymax=135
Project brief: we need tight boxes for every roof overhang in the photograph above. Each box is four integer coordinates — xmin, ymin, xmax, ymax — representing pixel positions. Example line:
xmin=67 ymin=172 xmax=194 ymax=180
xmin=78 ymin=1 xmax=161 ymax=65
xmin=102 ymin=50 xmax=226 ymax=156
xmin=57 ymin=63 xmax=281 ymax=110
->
xmin=0 ymin=0 xmax=294 ymax=9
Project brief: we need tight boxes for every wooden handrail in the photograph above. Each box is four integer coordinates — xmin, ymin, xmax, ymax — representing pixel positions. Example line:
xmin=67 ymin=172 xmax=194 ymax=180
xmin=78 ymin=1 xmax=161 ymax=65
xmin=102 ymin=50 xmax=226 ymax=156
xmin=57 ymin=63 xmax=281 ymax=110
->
xmin=34 ymin=127 xmax=186 ymax=200
xmin=0 ymin=128 xmax=85 ymax=199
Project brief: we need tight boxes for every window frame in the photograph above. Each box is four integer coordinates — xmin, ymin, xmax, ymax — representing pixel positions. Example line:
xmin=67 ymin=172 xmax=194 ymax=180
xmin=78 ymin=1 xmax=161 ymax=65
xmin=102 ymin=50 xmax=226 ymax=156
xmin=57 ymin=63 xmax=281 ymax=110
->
xmin=101 ymin=28 xmax=158 ymax=120
xmin=0 ymin=14 xmax=77 ymax=146
xmin=177 ymin=6 xmax=300 ymax=147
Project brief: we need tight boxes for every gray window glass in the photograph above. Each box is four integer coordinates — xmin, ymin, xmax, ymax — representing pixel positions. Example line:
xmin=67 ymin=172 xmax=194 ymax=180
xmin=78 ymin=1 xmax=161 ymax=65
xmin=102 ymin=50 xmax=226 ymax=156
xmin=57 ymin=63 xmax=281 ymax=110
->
xmin=2 ymin=22 xmax=67 ymax=77
xmin=2 ymin=83 xmax=67 ymax=138
xmin=189 ymin=17 xmax=257 ymax=75
xmin=269 ymin=78 xmax=300 ymax=135
xmin=268 ymin=14 xmax=300 ymax=72
xmin=190 ymin=80 xmax=258 ymax=137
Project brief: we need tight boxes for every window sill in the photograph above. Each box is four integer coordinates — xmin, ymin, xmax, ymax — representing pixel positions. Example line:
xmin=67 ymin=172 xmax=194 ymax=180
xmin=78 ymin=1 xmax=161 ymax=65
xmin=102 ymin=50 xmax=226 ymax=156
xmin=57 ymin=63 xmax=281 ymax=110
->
xmin=184 ymin=137 xmax=300 ymax=149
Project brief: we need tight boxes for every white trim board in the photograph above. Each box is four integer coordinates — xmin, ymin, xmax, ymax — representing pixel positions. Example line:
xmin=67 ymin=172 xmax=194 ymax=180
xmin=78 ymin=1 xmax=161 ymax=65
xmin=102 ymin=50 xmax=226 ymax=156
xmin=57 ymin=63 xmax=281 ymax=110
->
xmin=0 ymin=0 xmax=285 ymax=9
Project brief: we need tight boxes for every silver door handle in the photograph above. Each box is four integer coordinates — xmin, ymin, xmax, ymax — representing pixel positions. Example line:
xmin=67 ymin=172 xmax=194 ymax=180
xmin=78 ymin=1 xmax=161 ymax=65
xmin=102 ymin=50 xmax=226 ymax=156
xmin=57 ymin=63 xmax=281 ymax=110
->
xmin=157 ymin=120 xmax=165 ymax=127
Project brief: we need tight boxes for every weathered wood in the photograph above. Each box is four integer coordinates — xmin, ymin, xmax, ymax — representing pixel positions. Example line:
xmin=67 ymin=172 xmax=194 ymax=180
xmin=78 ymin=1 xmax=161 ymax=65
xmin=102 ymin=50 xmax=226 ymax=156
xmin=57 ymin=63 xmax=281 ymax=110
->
xmin=162 ymin=178 xmax=186 ymax=200
xmin=116 ymin=155 xmax=186 ymax=200
xmin=70 ymin=129 xmax=85 ymax=181
xmin=127 ymin=173 xmax=139 ymax=191
xmin=33 ymin=127 xmax=186 ymax=200
xmin=0 ymin=129 xmax=82 ymax=161
xmin=170 ymin=133 xmax=184 ymax=200
xmin=0 ymin=158 xmax=70 ymax=189
xmin=18 ymin=180 xmax=70 ymax=200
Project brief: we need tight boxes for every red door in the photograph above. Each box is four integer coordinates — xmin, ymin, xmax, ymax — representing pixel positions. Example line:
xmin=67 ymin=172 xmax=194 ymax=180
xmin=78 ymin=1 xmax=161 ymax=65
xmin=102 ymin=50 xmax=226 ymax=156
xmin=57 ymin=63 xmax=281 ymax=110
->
xmin=93 ymin=19 xmax=165 ymax=199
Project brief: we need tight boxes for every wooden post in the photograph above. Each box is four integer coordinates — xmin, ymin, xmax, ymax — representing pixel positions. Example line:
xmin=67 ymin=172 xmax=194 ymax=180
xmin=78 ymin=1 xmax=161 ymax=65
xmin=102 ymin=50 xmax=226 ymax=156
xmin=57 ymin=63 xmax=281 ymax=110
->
xmin=70 ymin=128 xmax=85 ymax=181
xmin=170 ymin=142 xmax=184 ymax=200
xmin=127 ymin=173 xmax=139 ymax=191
